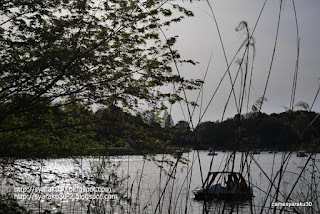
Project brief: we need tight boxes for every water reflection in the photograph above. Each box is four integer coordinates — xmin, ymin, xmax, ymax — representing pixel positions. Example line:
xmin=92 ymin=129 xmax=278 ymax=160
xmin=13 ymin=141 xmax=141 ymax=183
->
xmin=0 ymin=151 xmax=319 ymax=213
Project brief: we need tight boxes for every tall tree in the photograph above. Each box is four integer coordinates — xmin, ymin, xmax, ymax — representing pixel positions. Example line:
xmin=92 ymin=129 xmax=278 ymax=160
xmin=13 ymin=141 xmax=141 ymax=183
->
xmin=162 ymin=110 xmax=174 ymax=128
xmin=0 ymin=0 xmax=200 ymax=128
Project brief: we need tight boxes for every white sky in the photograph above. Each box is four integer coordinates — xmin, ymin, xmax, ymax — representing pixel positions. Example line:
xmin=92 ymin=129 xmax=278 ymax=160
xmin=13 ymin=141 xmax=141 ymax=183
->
xmin=164 ymin=0 xmax=320 ymax=126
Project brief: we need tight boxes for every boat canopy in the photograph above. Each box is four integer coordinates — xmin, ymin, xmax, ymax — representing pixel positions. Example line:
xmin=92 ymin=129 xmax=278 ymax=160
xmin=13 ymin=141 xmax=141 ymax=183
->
xmin=201 ymin=171 xmax=252 ymax=196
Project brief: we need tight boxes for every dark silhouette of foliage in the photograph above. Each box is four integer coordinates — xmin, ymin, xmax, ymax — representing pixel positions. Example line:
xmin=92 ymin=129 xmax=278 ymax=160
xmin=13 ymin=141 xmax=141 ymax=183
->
xmin=0 ymin=0 xmax=200 ymax=158
xmin=173 ymin=111 xmax=320 ymax=151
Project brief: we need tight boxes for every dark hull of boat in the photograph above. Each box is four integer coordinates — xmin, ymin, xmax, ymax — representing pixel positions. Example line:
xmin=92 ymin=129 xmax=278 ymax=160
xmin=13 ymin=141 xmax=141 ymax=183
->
xmin=193 ymin=192 xmax=253 ymax=201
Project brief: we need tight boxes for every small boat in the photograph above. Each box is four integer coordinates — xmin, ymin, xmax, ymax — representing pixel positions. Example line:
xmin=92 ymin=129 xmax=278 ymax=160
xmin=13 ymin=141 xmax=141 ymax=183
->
xmin=297 ymin=152 xmax=308 ymax=157
xmin=174 ymin=151 xmax=183 ymax=158
xmin=193 ymin=172 xmax=253 ymax=201
xmin=251 ymin=150 xmax=261 ymax=155
xmin=268 ymin=150 xmax=278 ymax=154
xmin=208 ymin=148 xmax=218 ymax=156
xmin=208 ymin=151 xmax=218 ymax=156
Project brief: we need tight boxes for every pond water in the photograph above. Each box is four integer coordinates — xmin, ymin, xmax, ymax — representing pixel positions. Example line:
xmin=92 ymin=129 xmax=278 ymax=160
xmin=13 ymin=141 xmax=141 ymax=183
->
xmin=0 ymin=151 xmax=319 ymax=213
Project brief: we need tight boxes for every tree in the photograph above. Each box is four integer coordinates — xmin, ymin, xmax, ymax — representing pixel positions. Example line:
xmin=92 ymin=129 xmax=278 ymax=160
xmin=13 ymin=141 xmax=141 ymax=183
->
xmin=0 ymin=0 xmax=200 ymax=130
xmin=162 ymin=110 xmax=174 ymax=128
xmin=172 ymin=120 xmax=192 ymax=147
xmin=175 ymin=120 xmax=190 ymax=131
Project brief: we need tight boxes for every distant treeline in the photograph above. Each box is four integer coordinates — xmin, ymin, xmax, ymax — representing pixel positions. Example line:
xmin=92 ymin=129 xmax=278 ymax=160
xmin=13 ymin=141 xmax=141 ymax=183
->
xmin=173 ymin=111 xmax=320 ymax=152
xmin=1 ymin=101 xmax=319 ymax=158
xmin=0 ymin=102 xmax=173 ymax=158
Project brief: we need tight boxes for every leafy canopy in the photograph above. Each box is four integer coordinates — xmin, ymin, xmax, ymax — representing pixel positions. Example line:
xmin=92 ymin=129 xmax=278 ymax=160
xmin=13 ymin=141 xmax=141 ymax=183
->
xmin=0 ymin=0 xmax=200 ymax=124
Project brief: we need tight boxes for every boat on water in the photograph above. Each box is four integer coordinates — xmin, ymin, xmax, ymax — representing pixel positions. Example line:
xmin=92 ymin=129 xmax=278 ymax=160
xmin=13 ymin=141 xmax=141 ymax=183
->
xmin=268 ymin=150 xmax=278 ymax=154
xmin=251 ymin=150 xmax=261 ymax=154
xmin=208 ymin=151 xmax=218 ymax=156
xmin=297 ymin=152 xmax=308 ymax=157
xmin=174 ymin=151 xmax=183 ymax=158
xmin=208 ymin=148 xmax=218 ymax=156
xmin=193 ymin=172 xmax=253 ymax=201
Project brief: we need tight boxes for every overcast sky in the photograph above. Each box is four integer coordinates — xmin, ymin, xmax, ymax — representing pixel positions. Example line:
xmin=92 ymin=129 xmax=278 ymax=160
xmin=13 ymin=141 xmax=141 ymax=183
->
xmin=164 ymin=0 xmax=320 ymax=125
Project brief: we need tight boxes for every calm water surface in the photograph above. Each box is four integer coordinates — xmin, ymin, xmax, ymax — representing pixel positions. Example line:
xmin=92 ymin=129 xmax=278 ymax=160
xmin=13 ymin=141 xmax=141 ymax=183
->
xmin=1 ymin=151 xmax=319 ymax=213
